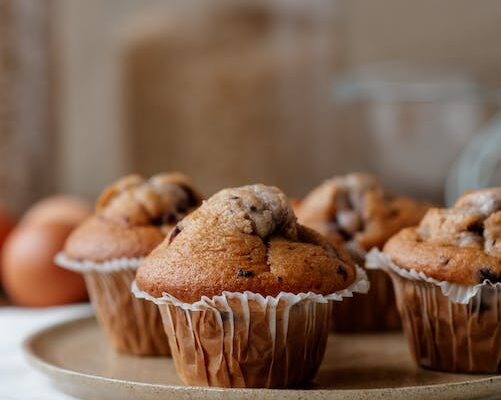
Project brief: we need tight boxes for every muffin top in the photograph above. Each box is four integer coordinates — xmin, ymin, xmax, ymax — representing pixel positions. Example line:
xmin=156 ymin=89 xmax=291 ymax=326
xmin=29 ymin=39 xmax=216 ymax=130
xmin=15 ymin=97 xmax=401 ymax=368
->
xmin=384 ymin=188 xmax=501 ymax=285
xmin=296 ymin=173 xmax=430 ymax=252
xmin=64 ymin=173 xmax=202 ymax=262
xmin=136 ymin=184 xmax=358 ymax=302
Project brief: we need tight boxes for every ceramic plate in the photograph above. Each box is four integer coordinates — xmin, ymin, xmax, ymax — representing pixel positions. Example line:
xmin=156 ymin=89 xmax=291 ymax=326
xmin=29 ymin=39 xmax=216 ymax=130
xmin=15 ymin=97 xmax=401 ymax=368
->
xmin=24 ymin=316 xmax=501 ymax=400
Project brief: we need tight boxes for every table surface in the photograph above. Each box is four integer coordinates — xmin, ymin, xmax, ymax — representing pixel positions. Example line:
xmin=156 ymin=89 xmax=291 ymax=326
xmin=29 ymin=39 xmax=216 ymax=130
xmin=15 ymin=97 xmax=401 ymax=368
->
xmin=0 ymin=303 xmax=92 ymax=400
xmin=2 ymin=302 xmax=500 ymax=400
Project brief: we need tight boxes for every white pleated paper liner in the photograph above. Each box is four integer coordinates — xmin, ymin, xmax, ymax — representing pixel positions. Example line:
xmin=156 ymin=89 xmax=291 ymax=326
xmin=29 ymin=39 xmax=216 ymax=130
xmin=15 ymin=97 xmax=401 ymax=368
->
xmin=131 ymin=265 xmax=370 ymax=311
xmin=55 ymin=252 xmax=143 ymax=273
xmin=365 ymin=248 xmax=501 ymax=304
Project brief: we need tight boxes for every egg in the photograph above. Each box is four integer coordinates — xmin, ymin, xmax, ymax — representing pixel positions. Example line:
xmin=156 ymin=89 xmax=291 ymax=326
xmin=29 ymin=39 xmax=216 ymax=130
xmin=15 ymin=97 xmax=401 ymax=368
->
xmin=1 ymin=194 xmax=91 ymax=307
xmin=20 ymin=195 xmax=91 ymax=228
xmin=1 ymin=222 xmax=88 ymax=307
xmin=0 ymin=204 xmax=16 ymax=285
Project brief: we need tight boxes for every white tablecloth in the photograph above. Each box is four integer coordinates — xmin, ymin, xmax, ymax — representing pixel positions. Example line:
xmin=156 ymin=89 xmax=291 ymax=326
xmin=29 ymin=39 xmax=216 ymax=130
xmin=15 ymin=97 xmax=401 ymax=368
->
xmin=0 ymin=304 xmax=92 ymax=400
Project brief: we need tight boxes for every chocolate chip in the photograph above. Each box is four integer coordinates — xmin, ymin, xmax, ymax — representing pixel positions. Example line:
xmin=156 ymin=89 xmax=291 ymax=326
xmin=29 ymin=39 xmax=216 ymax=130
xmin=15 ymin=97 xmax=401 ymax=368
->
xmin=337 ymin=228 xmax=353 ymax=241
xmin=478 ymin=268 xmax=501 ymax=283
xmin=178 ymin=184 xmax=199 ymax=207
xmin=230 ymin=195 xmax=240 ymax=200
xmin=250 ymin=205 xmax=257 ymax=212
xmin=467 ymin=221 xmax=484 ymax=236
xmin=237 ymin=269 xmax=254 ymax=278
xmin=337 ymin=265 xmax=348 ymax=281
xmin=176 ymin=204 xmax=188 ymax=215
xmin=439 ymin=255 xmax=450 ymax=265
xmin=277 ymin=276 xmax=283 ymax=282
xmin=168 ymin=225 xmax=181 ymax=244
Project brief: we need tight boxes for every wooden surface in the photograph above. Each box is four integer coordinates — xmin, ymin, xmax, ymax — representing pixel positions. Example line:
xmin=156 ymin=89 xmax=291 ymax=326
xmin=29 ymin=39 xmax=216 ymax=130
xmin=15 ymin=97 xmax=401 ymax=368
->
xmin=24 ymin=316 xmax=501 ymax=400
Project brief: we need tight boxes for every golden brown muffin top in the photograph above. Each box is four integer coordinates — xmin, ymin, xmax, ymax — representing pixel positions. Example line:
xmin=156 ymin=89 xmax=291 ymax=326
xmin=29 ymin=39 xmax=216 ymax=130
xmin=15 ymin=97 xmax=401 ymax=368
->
xmin=384 ymin=188 xmax=501 ymax=285
xmin=296 ymin=173 xmax=430 ymax=252
xmin=136 ymin=184 xmax=357 ymax=302
xmin=64 ymin=173 xmax=202 ymax=262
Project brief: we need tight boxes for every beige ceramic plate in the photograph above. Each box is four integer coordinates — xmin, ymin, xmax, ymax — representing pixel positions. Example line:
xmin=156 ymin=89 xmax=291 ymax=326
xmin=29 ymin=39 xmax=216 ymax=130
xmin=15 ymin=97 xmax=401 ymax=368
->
xmin=24 ymin=316 xmax=500 ymax=400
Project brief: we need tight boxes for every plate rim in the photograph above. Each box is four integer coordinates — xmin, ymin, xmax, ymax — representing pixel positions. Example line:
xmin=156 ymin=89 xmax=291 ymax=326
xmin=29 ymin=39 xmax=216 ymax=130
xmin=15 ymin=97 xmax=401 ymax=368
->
xmin=23 ymin=315 xmax=501 ymax=398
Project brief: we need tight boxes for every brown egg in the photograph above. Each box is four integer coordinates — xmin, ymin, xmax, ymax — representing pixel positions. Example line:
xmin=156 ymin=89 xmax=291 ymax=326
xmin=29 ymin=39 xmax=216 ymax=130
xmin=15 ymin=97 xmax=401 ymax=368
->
xmin=0 ymin=204 xmax=15 ymax=285
xmin=20 ymin=195 xmax=91 ymax=228
xmin=1 ymin=222 xmax=88 ymax=307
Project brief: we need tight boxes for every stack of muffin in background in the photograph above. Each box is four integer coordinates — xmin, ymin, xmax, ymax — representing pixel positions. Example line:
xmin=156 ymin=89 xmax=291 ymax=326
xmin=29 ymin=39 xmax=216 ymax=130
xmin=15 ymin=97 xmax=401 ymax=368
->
xmin=48 ymin=171 xmax=501 ymax=387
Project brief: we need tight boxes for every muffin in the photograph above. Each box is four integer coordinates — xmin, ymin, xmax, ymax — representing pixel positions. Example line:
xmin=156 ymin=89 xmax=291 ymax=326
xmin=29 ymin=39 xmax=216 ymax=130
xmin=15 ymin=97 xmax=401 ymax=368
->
xmin=56 ymin=173 xmax=202 ymax=356
xmin=296 ymin=173 xmax=429 ymax=331
xmin=133 ymin=184 xmax=369 ymax=388
xmin=369 ymin=188 xmax=501 ymax=373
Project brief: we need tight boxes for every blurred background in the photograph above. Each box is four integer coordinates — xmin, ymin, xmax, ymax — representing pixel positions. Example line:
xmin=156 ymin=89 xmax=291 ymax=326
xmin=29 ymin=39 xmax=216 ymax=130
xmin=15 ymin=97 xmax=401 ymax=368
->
xmin=2 ymin=0 xmax=501 ymax=218
xmin=3 ymin=3 xmax=501 ymax=396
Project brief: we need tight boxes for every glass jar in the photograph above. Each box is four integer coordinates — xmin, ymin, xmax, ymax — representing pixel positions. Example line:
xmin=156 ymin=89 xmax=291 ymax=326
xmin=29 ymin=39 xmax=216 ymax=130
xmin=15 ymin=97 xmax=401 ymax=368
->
xmin=333 ymin=64 xmax=498 ymax=203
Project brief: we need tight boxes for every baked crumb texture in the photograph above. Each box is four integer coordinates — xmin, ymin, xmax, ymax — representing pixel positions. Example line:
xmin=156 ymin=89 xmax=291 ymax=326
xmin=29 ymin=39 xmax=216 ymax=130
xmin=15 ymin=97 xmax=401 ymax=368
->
xmin=64 ymin=172 xmax=202 ymax=262
xmin=296 ymin=173 xmax=430 ymax=251
xmin=137 ymin=184 xmax=358 ymax=302
xmin=384 ymin=188 xmax=501 ymax=285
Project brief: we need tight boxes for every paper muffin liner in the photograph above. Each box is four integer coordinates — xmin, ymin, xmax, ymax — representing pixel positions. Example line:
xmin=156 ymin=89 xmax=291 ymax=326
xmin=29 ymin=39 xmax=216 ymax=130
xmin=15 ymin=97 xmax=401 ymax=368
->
xmin=55 ymin=252 xmax=143 ymax=272
xmin=367 ymin=248 xmax=501 ymax=373
xmin=55 ymin=252 xmax=170 ymax=356
xmin=331 ymin=243 xmax=400 ymax=332
xmin=132 ymin=266 xmax=369 ymax=388
xmin=332 ymin=269 xmax=401 ymax=332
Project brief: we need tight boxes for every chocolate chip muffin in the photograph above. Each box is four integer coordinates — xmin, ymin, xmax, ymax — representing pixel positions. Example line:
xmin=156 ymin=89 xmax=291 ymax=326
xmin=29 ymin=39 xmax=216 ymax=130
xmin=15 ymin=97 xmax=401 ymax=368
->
xmin=296 ymin=173 xmax=430 ymax=331
xmin=135 ymin=184 xmax=368 ymax=387
xmin=377 ymin=188 xmax=501 ymax=373
xmin=56 ymin=173 xmax=202 ymax=356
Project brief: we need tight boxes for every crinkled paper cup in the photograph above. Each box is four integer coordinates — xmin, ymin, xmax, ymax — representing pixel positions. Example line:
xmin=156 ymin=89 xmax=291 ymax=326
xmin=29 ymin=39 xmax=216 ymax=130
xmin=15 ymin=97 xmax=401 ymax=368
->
xmin=367 ymin=249 xmax=501 ymax=373
xmin=133 ymin=266 xmax=369 ymax=388
xmin=55 ymin=252 xmax=170 ymax=356
xmin=333 ymin=243 xmax=400 ymax=332
xmin=332 ymin=269 xmax=400 ymax=332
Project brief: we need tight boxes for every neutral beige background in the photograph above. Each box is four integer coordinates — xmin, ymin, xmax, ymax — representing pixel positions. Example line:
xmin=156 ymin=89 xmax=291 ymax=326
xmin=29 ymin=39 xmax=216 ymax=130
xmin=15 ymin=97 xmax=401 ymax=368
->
xmin=51 ymin=0 xmax=501 ymax=202
xmin=0 ymin=0 xmax=55 ymax=214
